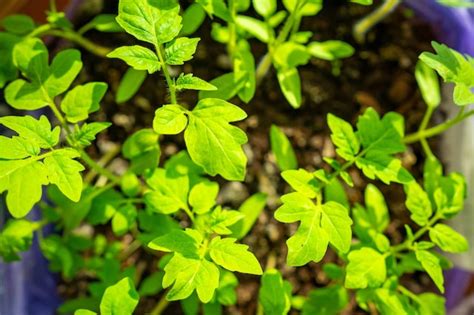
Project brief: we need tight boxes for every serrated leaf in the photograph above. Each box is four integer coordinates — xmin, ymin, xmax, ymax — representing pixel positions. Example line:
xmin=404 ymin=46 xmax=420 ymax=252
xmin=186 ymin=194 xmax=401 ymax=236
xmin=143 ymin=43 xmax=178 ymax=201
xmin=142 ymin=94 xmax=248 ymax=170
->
xmin=185 ymin=98 xmax=248 ymax=181
xmin=345 ymin=247 xmax=386 ymax=289
xmin=0 ymin=115 xmax=60 ymax=148
xmin=270 ymin=125 xmax=298 ymax=171
xmin=108 ymin=46 xmax=160 ymax=73
xmin=175 ymin=73 xmax=216 ymax=91
xmin=116 ymin=0 xmax=180 ymax=45
xmin=320 ymin=201 xmax=352 ymax=253
xmin=44 ymin=149 xmax=84 ymax=202
xmin=404 ymin=181 xmax=432 ymax=226
xmin=275 ymin=192 xmax=329 ymax=266
xmin=61 ymin=82 xmax=108 ymax=123
xmin=281 ymin=169 xmax=318 ymax=198
xmin=415 ymin=249 xmax=444 ymax=293
xmin=429 ymin=224 xmax=468 ymax=253
xmin=0 ymin=136 xmax=40 ymax=159
xmin=163 ymin=253 xmax=219 ymax=303
xmin=153 ymin=104 xmax=188 ymax=134
xmin=259 ymin=269 xmax=292 ymax=315
xmin=99 ymin=278 xmax=139 ymax=315
xmin=145 ymin=168 xmax=189 ymax=214
xmin=165 ymin=37 xmax=200 ymax=65
xmin=327 ymin=113 xmax=360 ymax=160
xmin=209 ymin=237 xmax=262 ymax=274
xmin=69 ymin=122 xmax=111 ymax=147
xmin=0 ymin=159 xmax=49 ymax=218
xmin=148 ymin=229 xmax=199 ymax=257
xmin=356 ymin=152 xmax=413 ymax=184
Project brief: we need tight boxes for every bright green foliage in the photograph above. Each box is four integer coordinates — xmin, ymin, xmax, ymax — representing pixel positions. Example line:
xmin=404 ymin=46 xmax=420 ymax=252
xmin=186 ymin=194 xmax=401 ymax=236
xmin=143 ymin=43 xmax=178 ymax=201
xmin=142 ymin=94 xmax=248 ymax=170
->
xmin=302 ymin=285 xmax=349 ymax=315
xmin=0 ymin=115 xmax=84 ymax=217
xmin=149 ymin=229 xmax=261 ymax=303
xmin=429 ymin=224 xmax=469 ymax=253
xmin=270 ymin=125 xmax=298 ymax=171
xmin=230 ymin=192 xmax=267 ymax=239
xmin=259 ymin=269 xmax=292 ymax=315
xmin=153 ymin=99 xmax=248 ymax=181
xmin=108 ymin=46 xmax=161 ymax=73
xmin=327 ymin=114 xmax=360 ymax=161
xmin=165 ymin=37 xmax=200 ymax=65
xmin=0 ymin=219 xmax=39 ymax=261
xmin=420 ymin=41 xmax=474 ymax=105
xmin=415 ymin=249 xmax=444 ymax=293
xmin=115 ymin=68 xmax=147 ymax=103
xmin=275 ymin=192 xmax=352 ymax=266
xmin=175 ymin=73 xmax=217 ymax=91
xmin=78 ymin=14 xmax=123 ymax=34
xmin=61 ymin=82 xmax=108 ymax=123
xmin=345 ymin=247 xmax=386 ymax=289
xmin=68 ymin=122 xmax=111 ymax=147
xmin=122 ymin=129 xmax=161 ymax=174
xmin=1 ymin=14 xmax=36 ymax=35
xmin=76 ymin=277 xmax=139 ymax=315
xmin=415 ymin=60 xmax=441 ymax=108
xmin=6 ymin=38 xmax=82 ymax=110
xmin=307 ymin=41 xmax=354 ymax=61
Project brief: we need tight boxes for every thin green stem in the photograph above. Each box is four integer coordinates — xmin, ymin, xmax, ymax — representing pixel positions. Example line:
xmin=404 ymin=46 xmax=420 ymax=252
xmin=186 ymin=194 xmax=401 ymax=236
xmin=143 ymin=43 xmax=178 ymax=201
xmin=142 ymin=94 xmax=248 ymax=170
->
xmin=391 ymin=213 xmax=441 ymax=253
xmin=150 ymin=293 xmax=170 ymax=315
xmin=404 ymin=109 xmax=474 ymax=144
xmin=155 ymin=44 xmax=177 ymax=104
xmin=353 ymin=0 xmax=401 ymax=43
xmin=84 ymin=144 xmax=121 ymax=184
xmin=419 ymin=106 xmax=435 ymax=132
xmin=79 ymin=150 xmax=121 ymax=185
xmin=46 ymin=29 xmax=112 ymax=57
xmin=28 ymin=24 xmax=53 ymax=38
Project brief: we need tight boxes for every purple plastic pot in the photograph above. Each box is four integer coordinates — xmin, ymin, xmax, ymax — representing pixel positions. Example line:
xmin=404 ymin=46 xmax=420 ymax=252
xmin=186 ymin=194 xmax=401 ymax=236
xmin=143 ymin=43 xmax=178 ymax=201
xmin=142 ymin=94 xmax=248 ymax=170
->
xmin=1 ymin=1 xmax=473 ymax=315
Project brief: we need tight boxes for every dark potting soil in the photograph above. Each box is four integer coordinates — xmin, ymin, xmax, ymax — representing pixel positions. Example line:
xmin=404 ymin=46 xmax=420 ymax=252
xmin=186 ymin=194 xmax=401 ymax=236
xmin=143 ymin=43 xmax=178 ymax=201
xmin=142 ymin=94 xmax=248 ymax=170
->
xmin=51 ymin=0 xmax=444 ymax=313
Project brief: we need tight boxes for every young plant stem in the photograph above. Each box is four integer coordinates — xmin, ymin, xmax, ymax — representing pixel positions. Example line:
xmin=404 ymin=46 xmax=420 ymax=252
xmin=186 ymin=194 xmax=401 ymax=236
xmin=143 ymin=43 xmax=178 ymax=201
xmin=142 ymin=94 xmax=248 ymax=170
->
xmin=155 ymin=44 xmax=177 ymax=104
xmin=227 ymin=0 xmax=237 ymax=58
xmin=353 ymin=0 xmax=401 ymax=43
xmin=391 ymin=213 xmax=441 ymax=253
xmin=150 ymin=293 xmax=170 ymax=315
xmin=84 ymin=144 xmax=122 ymax=184
xmin=255 ymin=0 xmax=305 ymax=84
xmin=404 ymin=109 xmax=474 ymax=144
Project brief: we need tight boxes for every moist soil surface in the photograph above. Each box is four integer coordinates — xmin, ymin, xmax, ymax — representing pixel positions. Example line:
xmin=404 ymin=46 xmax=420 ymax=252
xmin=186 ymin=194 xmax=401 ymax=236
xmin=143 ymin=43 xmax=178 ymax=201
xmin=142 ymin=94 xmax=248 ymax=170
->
xmin=46 ymin=0 xmax=442 ymax=313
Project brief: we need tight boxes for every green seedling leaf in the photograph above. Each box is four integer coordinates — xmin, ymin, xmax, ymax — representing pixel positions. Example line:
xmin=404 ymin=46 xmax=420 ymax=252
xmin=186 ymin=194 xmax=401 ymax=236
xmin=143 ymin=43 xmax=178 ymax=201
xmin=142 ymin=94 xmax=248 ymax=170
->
xmin=363 ymin=184 xmax=390 ymax=232
xmin=149 ymin=229 xmax=199 ymax=257
xmin=429 ymin=224 xmax=469 ymax=253
xmin=108 ymin=46 xmax=161 ymax=73
xmin=417 ymin=293 xmax=446 ymax=315
xmin=165 ymin=37 xmax=200 ymax=65
xmin=45 ymin=49 xmax=83 ymax=97
xmin=230 ymin=193 xmax=267 ymax=239
xmin=283 ymin=0 xmax=322 ymax=15
xmin=307 ymin=40 xmax=354 ymax=61
xmin=0 ymin=219 xmax=39 ymax=261
xmin=419 ymin=41 xmax=474 ymax=106
xmin=277 ymin=67 xmax=301 ymax=108
xmin=145 ymin=168 xmax=189 ymax=214
xmin=116 ymin=68 xmax=147 ymax=103
xmin=79 ymin=14 xmax=123 ymax=34
xmin=189 ymin=180 xmax=219 ymax=214
xmin=281 ymin=169 xmax=318 ymax=198
xmin=328 ymin=113 xmax=360 ymax=160
xmin=275 ymin=193 xmax=352 ymax=266
xmin=234 ymin=39 xmax=256 ymax=103
xmin=404 ymin=181 xmax=432 ymax=226
xmin=415 ymin=60 xmax=441 ymax=108
xmin=259 ymin=269 xmax=292 ymax=315
xmin=415 ymin=249 xmax=445 ymax=293
xmin=116 ymin=0 xmax=180 ymax=45
xmin=235 ymin=15 xmax=270 ymax=43
xmin=111 ymin=204 xmax=137 ymax=236
xmin=181 ymin=3 xmax=206 ymax=36
xmin=1 ymin=14 xmax=36 ymax=35
xmin=345 ymin=247 xmax=386 ymax=289
xmin=209 ymin=237 xmax=262 ymax=274
xmin=176 ymin=73 xmax=216 ymax=91
xmin=68 ymin=122 xmax=111 ymax=147
xmin=61 ymin=82 xmax=108 ymax=123
xmin=270 ymin=125 xmax=298 ymax=171
xmin=99 ymin=277 xmax=139 ymax=315
xmin=0 ymin=136 xmax=40 ymax=159
xmin=0 ymin=115 xmax=60 ymax=148
xmin=253 ymin=0 xmax=277 ymax=17
xmin=199 ymin=72 xmax=246 ymax=100
xmin=153 ymin=104 xmax=188 ymax=134
xmin=44 ymin=149 xmax=84 ymax=202
xmin=196 ymin=0 xmax=231 ymax=21
xmin=274 ymin=42 xmax=311 ymax=68
xmin=122 ymin=129 xmax=160 ymax=174
xmin=302 ymin=285 xmax=349 ymax=315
